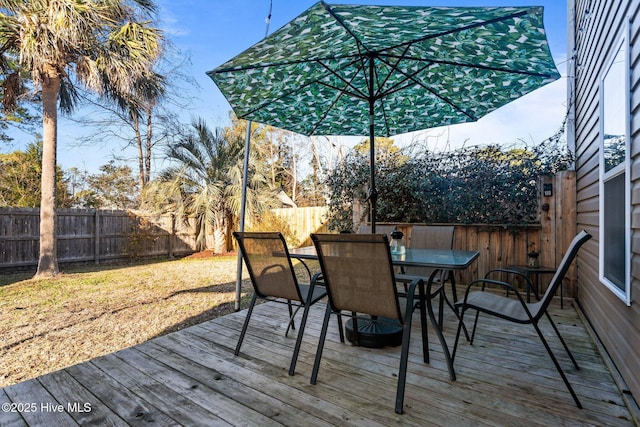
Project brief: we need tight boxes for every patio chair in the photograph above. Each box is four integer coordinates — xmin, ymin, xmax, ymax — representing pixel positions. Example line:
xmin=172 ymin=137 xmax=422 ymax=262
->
xmin=357 ymin=224 xmax=396 ymax=237
xmin=309 ymin=233 xmax=426 ymax=414
xmin=452 ymin=230 xmax=592 ymax=408
xmin=399 ymin=225 xmax=457 ymax=326
xmin=233 ymin=231 xmax=337 ymax=376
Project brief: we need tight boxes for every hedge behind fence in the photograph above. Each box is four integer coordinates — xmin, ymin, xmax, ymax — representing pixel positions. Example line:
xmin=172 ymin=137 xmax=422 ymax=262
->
xmin=324 ymin=142 xmax=573 ymax=231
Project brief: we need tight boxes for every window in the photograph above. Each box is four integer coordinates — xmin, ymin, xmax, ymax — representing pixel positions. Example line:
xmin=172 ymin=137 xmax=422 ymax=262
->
xmin=599 ymin=27 xmax=631 ymax=305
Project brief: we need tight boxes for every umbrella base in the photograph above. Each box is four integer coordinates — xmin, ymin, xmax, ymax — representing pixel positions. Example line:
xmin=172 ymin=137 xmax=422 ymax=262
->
xmin=345 ymin=317 xmax=403 ymax=348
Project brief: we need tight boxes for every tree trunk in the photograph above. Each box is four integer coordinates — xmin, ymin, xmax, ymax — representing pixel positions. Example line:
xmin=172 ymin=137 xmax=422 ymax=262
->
xmin=134 ymin=114 xmax=145 ymax=191
xmin=212 ymin=217 xmax=226 ymax=254
xmin=145 ymin=103 xmax=153 ymax=187
xmin=35 ymin=65 xmax=61 ymax=277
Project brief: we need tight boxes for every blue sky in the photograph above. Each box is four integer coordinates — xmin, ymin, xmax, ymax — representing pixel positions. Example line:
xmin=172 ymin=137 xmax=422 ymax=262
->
xmin=7 ymin=0 xmax=569 ymax=174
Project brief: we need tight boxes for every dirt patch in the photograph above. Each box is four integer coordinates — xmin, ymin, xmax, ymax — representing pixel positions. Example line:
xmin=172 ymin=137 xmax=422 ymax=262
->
xmin=184 ymin=250 xmax=238 ymax=259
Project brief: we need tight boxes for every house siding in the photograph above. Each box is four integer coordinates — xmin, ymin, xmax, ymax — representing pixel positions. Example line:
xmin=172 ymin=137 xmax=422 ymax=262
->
xmin=572 ymin=0 xmax=640 ymax=402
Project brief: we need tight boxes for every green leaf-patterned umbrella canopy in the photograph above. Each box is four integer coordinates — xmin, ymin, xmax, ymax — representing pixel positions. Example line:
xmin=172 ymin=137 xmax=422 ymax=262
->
xmin=208 ymin=1 xmax=559 ymax=230
xmin=208 ymin=1 xmax=560 ymax=138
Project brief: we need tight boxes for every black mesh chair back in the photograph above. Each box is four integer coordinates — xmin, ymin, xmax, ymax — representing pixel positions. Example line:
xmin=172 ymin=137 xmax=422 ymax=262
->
xmin=313 ymin=233 xmax=401 ymax=320
xmin=531 ymin=230 xmax=592 ymax=321
xmin=310 ymin=232 xmax=426 ymax=414
xmin=233 ymin=231 xmax=327 ymax=376
xmin=405 ymin=225 xmax=455 ymax=278
xmin=235 ymin=231 xmax=302 ymax=302
xmin=453 ymin=230 xmax=592 ymax=408
xmin=357 ymin=224 xmax=396 ymax=239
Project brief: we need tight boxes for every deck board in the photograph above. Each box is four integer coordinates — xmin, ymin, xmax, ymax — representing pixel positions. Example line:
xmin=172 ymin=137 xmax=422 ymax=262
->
xmin=0 ymin=297 xmax=636 ymax=426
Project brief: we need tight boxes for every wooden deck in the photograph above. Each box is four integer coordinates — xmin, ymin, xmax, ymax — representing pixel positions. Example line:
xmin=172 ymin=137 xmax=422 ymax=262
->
xmin=1 ymin=297 xmax=636 ymax=426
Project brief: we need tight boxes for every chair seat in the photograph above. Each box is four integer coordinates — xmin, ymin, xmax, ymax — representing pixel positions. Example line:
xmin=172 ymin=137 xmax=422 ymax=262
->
xmin=452 ymin=230 xmax=592 ymax=409
xmin=396 ymin=273 xmax=443 ymax=283
xmin=458 ymin=291 xmax=543 ymax=323
xmin=299 ymin=283 xmax=327 ymax=305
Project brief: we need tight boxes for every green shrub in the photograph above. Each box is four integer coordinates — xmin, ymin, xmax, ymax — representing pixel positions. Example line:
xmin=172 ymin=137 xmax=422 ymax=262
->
xmin=324 ymin=141 xmax=573 ymax=231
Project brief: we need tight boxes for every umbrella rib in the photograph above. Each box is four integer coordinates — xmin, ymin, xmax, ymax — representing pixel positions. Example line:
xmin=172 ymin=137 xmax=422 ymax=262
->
xmin=372 ymin=43 xmax=413 ymax=99
xmin=374 ymin=55 xmax=479 ymax=121
xmin=370 ymin=52 xmax=403 ymax=137
xmin=235 ymin=56 xmax=369 ymax=119
xmin=309 ymin=62 xmax=368 ymax=135
xmin=321 ymin=1 xmax=368 ymax=53
xmin=386 ymin=54 xmax=558 ymax=78
xmin=212 ymin=55 xmax=356 ymax=74
xmin=316 ymin=58 xmax=369 ymax=100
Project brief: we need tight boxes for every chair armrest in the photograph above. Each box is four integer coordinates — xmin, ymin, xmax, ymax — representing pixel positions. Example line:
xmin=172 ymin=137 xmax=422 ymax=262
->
xmin=260 ymin=263 xmax=286 ymax=275
xmin=395 ymin=273 xmax=414 ymax=283
xmin=459 ymin=278 xmax=529 ymax=308
xmin=402 ymin=277 xmax=423 ymax=322
xmin=484 ymin=268 xmax=534 ymax=291
xmin=399 ymin=269 xmax=447 ymax=299
xmin=309 ymin=271 xmax=324 ymax=286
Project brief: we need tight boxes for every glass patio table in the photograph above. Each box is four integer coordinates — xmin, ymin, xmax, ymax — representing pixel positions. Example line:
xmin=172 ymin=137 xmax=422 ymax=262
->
xmin=287 ymin=245 xmax=479 ymax=381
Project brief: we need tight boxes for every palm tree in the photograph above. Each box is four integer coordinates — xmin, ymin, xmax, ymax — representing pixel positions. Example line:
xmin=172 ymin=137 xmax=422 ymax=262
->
xmin=0 ymin=0 xmax=162 ymax=276
xmin=144 ymin=118 xmax=269 ymax=253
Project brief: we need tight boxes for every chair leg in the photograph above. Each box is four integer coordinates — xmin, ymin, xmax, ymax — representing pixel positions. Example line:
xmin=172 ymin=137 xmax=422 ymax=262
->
xmin=395 ymin=321 xmax=413 ymax=414
xmin=310 ymin=302 xmax=333 ymax=385
xmin=287 ymin=300 xmax=295 ymax=333
xmin=545 ymin=311 xmax=580 ymax=370
xmin=285 ymin=305 xmax=302 ymax=337
xmin=533 ymin=321 xmax=582 ymax=408
xmin=438 ymin=284 xmax=445 ymax=331
xmin=336 ymin=313 xmax=345 ymax=343
xmin=470 ymin=311 xmax=481 ymax=345
xmin=289 ymin=302 xmax=313 ymax=376
xmin=351 ymin=312 xmax=360 ymax=346
xmin=444 ymin=272 xmax=470 ymax=341
xmin=235 ymin=293 xmax=258 ymax=356
xmin=451 ymin=307 xmax=467 ymax=363
xmin=418 ymin=300 xmax=429 ymax=363
xmin=448 ymin=270 xmax=458 ymax=302
xmin=396 ymin=288 xmax=418 ymax=414
xmin=421 ymin=279 xmax=456 ymax=380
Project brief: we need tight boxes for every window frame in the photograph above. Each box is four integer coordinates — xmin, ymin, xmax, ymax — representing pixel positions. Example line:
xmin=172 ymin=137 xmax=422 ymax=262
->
xmin=598 ymin=21 xmax=631 ymax=305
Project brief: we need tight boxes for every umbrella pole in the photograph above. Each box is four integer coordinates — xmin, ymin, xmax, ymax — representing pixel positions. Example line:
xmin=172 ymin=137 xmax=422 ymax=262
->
xmin=368 ymin=58 xmax=377 ymax=233
xmin=369 ymin=113 xmax=377 ymax=233
xmin=235 ymin=122 xmax=252 ymax=311
xmin=234 ymin=0 xmax=273 ymax=312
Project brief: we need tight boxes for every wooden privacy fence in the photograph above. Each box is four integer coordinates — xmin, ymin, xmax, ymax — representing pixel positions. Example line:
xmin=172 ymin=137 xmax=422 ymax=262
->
xmin=0 ymin=209 xmax=198 ymax=269
xmin=271 ymin=206 xmax=328 ymax=247
xmin=0 ymin=206 xmax=330 ymax=270
xmin=1 ymin=172 xmax=576 ymax=298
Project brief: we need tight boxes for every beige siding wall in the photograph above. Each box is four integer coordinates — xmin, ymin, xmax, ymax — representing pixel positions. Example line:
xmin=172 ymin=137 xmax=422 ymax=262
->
xmin=573 ymin=0 xmax=640 ymax=402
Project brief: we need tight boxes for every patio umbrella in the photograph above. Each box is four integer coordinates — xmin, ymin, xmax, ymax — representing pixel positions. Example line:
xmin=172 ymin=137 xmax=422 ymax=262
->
xmin=208 ymin=1 xmax=560 ymax=232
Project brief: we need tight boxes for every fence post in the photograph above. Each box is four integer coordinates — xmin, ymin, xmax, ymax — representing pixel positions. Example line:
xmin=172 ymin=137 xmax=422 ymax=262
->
xmin=538 ymin=171 xmax=578 ymax=299
xmin=168 ymin=214 xmax=175 ymax=259
xmin=539 ymin=174 xmax=555 ymax=269
xmin=557 ymin=171 xmax=577 ymax=297
xmin=94 ymin=209 xmax=100 ymax=265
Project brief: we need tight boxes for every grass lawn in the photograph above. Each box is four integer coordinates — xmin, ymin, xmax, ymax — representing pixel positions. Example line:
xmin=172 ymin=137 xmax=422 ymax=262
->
xmin=0 ymin=254 xmax=319 ymax=388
